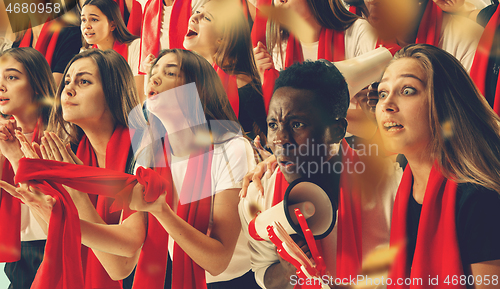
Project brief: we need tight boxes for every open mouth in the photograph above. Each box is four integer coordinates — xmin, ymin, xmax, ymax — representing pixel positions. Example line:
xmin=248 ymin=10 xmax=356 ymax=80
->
xmin=84 ymin=32 xmax=95 ymax=37
xmin=0 ymin=97 xmax=10 ymax=104
xmin=186 ymin=29 xmax=198 ymax=37
xmin=383 ymin=121 xmax=404 ymax=132
xmin=147 ymin=89 xmax=159 ymax=100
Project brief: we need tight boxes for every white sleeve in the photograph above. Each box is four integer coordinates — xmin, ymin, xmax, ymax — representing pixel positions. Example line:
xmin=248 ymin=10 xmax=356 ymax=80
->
xmin=128 ymin=38 xmax=141 ymax=76
xmin=344 ymin=18 xmax=378 ymax=59
xmin=213 ymin=136 xmax=255 ymax=193
xmin=238 ymin=173 xmax=281 ymax=288
xmin=440 ymin=14 xmax=483 ymax=72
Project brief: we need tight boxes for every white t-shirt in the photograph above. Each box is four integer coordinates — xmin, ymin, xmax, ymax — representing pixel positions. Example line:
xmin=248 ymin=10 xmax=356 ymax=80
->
xmin=239 ymin=152 xmax=402 ymax=288
xmin=135 ymin=134 xmax=256 ymax=283
xmin=439 ymin=13 xmax=483 ymax=72
xmin=272 ymin=18 xmax=378 ymax=70
xmin=19 ymin=132 xmax=47 ymax=242
xmin=128 ymin=38 xmax=141 ymax=76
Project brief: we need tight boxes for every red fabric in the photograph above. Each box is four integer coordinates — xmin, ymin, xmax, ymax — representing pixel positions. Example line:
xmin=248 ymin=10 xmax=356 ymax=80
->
xmin=415 ymin=0 xmax=442 ymax=46
xmin=272 ymin=139 xmax=362 ymax=288
xmin=133 ymin=135 xmax=213 ymax=289
xmin=139 ymin=0 xmax=162 ymax=75
xmin=284 ymin=27 xmax=345 ymax=67
xmin=139 ymin=0 xmax=192 ymax=74
xmin=169 ymin=0 xmax=192 ymax=49
xmin=93 ymin=40 xmax=128 ymax=62
xmin=388 ymin=164 xmax=464 ymax=289
xmin=76 ymin=125 xmax=131 ymax=289
xmin=19 ymin=19 xmax=61 ymax=67
xmin=213 ymin=63 xmax=240 ymax=118
xmin=15 ymin=129 xmax=213 ymax=289
xmin=114 ymin=0 xmax=142 ymax=36
xmin=15 ymin=159 xmax=170 ymax=289
xmin=470 ymin=5 xmax=500 ymax=115
xmin=265 ymin=27 xmax=344 ymax=115
xmin=0 ymin=121 xmax=44 ymax=262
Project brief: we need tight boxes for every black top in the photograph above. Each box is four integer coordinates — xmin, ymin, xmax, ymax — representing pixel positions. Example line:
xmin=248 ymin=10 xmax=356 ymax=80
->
xmin=237 ymin=81 xmax=268 ymax=139
xmin=407 ymin=183 xmax=500 ymax=267
xmin=13 ymin=25 xmax=81 ymax=74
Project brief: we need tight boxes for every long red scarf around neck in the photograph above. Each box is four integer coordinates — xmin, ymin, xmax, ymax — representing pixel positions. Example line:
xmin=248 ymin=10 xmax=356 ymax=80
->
xmin=213 ymin=63 xmax=239 ymax=118
xmin=0 ymin=120 xmax=44 ymax=262
xmin=19 ymin=19 xmax=60 ymax=68
xmin=92 ymin=41 xmax=128 ymax=63
xmin=415 ymin=0 xmax=442 ymax=46
xmin=271 ymin=139 xmax=362 ymax=288
xmin=14 ymin=159 xmax=171 ymax=289
xmin=15 ymin=128 xmax=214 ymax=289
xmin=139 ymin=0 xmax=192 ymax=74
xmin=389 ymin=164 xmax=464 ymax=289
xmin=250 ymin=0 xmax=277 ymax=113
xmin=470 ymin=4 xmax=500 ymax=116
xmin=285 ymin=27 xmax=345 ymax=68
xmin=132 ymin=133 xmax=213 ymax=289
xmin=76 ymin=125 xmax=131 ymax=289
xmin=114 ymin=0 xmax=142 ymax=36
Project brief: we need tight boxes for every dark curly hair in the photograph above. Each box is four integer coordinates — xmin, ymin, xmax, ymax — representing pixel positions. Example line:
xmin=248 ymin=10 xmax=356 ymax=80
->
xmin=274 ymin=60 xmax=350 ymax=120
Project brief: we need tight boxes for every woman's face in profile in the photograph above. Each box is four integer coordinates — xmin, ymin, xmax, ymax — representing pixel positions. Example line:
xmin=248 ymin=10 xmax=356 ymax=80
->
xmin=375 ymin=57 xmax=433 ymax=156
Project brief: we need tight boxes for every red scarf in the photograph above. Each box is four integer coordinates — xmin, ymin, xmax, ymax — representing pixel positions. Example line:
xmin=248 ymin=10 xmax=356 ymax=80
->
xmin=14 ymin=159 xmax=171 ymax=289
xmin=415 ymin=0 xmax=442 ymax=46
xmin=132 ymin=134 xmax=214 ymax=289
xmin=0 ymin=121 xmax=43 ymax=262
xmin=213 ymin=63 xmax=240 ymax=118
xmin=76 ymin=125 xmax=132 ymax=289
xmin=19 ymin=19 xmax=60 ymax=67
xmin=389 ymin=164 xmax=464 ymax=289
xmin=470 ymin=5 xmax=500 ymax=115
xmin=114 ymin=0 xmax=143 ymax=36
xmin=93 ymin=41 xmax=128 ymax=63
xmin=250 ymin=0 xmax=277 ymax=113
xmin=284 ymin=27 xmax=345 ymax=67
xmin=271 ymin=139 xmax=362 ymax=288
xmin=139 ymin=0 xmax=192 ymax=74
xmin=255 ymin=27 xmax=344 ymax=115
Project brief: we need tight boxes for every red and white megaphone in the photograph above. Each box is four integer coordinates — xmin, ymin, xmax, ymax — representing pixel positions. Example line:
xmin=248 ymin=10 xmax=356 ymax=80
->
xmin=321 ymin=46 xmax=394 ymax=99
xmin=242 ymin=178 xmax=337 ymax=241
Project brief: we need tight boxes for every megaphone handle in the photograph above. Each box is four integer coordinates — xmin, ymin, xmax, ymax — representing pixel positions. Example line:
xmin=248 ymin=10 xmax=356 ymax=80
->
xmin=294 ymin=208 xmax=326 ymax=274
xmin=267 ymin=224 xmax=319 ymax=279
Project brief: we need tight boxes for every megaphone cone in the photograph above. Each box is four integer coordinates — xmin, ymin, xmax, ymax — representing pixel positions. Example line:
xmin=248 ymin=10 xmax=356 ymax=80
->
xmin=320 ymin=47 xmax=393 ymax=99
xmin=244 ymin=178 xmax=337 ymax=241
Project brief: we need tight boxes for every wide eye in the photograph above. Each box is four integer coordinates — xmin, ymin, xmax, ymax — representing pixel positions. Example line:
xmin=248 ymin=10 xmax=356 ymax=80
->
xmin=402 ymin=87 xmax=416 ymax=95
xmin=378 ymin=91 xmax=388 ymax=99
xmin=268 ymin=122 xmax=277 ymax=129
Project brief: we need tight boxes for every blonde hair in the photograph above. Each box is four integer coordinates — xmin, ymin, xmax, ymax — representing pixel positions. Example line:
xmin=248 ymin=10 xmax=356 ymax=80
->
xmin=394 ymin=44 xmax=500 ymax=193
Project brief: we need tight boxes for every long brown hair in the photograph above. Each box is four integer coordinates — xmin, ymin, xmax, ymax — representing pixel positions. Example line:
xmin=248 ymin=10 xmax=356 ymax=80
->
xmin=0 ymin=47 xmax=55 ymax=126
xmin=149 ymin=49 xmax=241 ymax=135
xmin=81 ymin=0 xmax=138 ymax=48
xmin=267 ymin=0 xmax=358 ymax=66
xmin=394 ymin=44 xmax=500 ymax=193
xmin=49 ymin=49 xmax=140 ymax=144
xmin=210 ymin=0 xmax=260 ymax=86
